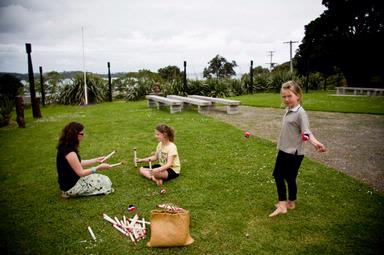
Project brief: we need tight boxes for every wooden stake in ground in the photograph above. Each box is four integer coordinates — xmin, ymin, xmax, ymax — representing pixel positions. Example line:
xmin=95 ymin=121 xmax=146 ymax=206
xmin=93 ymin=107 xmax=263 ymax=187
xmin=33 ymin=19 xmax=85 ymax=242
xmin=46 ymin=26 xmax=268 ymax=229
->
xmin=133 ymin=148 xmax=137 ymax=167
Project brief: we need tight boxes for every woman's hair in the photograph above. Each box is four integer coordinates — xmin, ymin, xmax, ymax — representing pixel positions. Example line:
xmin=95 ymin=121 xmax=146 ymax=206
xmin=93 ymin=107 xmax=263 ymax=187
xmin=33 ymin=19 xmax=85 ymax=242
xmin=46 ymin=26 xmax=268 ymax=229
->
xmin=281 ymin=80 xmax=303 ymax=104
xmin=156 ymin=124 xmax=175 ymax=142
xmin=57 ymin=122 xmax=84 ymax=152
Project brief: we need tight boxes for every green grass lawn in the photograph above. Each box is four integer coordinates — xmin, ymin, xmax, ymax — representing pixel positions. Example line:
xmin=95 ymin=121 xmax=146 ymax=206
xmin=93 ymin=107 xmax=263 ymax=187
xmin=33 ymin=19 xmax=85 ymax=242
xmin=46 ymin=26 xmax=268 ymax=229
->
xmin=1 ymin=100 xmax=383 ymax=254
xmin=230 ymin=90 xmax=384 ymax=114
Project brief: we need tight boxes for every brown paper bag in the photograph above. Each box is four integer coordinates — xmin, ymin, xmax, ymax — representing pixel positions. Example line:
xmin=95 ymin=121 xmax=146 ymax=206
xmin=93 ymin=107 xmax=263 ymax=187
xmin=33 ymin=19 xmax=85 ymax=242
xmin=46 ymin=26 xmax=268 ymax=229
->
xmin=147 ymin=206 xmax=194 ymax=247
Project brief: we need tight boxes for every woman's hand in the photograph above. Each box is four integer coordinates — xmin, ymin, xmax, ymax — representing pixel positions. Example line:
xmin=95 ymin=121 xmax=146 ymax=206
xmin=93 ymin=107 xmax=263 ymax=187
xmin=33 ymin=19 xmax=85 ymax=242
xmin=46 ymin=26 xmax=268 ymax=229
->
xmin=96 ymin=163 xmax=112 ymax=171
xmin=95 ymin=157 xmax=105 ymax=163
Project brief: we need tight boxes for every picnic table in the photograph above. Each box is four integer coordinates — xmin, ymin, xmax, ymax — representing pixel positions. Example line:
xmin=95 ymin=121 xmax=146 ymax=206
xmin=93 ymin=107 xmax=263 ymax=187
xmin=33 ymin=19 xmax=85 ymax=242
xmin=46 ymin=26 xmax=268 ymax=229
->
xmin=336 ymin=87 xmax=384 ymax=96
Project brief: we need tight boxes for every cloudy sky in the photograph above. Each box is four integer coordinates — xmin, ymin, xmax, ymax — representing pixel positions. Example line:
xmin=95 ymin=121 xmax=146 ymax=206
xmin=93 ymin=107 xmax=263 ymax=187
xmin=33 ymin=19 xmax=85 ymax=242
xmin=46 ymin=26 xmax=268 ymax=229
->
xmin=0 ymin=0 xmax=325 ymax=77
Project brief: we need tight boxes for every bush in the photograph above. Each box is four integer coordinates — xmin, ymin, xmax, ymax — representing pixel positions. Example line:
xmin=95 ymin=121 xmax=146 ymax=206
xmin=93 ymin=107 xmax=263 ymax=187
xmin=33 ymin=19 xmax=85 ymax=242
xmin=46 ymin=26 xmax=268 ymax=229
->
xmin=204 ymin=79 xmax=229 ymax=97
xmin=0 ymin=74 xmax=23 ymax=126
xmin=0 ymin=96 xmax=13 ymax=127
xmin=227 ymin=78 xmax=245 ymax=96
xmin=58 ymin=73 xmax=106 ymax=105
xmin=113 ymin=75 xmax=154 ymax=101
xmin=268 ymin=71 xmax=297 ymax=92
xmin=110 ymin=69 xmax=339 ymax=100
xmin=185 ymin=80 xmax=210 ymax=96
xmin=253 ymin=73 xmax=271 ymax=91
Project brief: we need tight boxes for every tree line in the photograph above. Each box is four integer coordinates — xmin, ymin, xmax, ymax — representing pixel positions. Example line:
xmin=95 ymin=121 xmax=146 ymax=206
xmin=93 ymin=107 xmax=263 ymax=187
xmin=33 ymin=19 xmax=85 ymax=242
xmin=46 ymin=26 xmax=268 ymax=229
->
xmin=295 ymin=0 xmax=383 ymax=88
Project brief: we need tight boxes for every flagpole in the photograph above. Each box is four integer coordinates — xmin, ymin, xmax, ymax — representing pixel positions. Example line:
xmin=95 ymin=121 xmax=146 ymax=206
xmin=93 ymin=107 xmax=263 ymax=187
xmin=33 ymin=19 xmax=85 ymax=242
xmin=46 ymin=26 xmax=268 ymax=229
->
xmin=82 ymin=26 xmax=88 ymax=105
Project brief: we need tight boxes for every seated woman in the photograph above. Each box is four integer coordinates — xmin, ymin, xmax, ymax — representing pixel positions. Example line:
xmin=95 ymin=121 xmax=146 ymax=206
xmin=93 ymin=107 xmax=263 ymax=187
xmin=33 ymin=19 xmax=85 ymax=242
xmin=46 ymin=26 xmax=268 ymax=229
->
xmin=56 ymin=122 xmax=114 ymax=198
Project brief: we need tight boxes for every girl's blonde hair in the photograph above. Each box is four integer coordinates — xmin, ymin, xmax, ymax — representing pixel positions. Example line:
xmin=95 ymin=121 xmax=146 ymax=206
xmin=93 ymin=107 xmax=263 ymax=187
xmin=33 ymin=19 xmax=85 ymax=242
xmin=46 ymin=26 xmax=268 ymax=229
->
xmin=156 ymin=124 xmax=175 ymax=142
xmin=281 ymin=80 xmax=303 ymax=104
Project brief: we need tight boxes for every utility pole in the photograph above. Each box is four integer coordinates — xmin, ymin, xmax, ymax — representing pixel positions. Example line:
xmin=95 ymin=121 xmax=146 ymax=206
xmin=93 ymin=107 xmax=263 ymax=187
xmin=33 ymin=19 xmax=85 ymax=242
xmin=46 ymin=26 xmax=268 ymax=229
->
xmin=266 ymin=51 xmax=276 ymax=71
xmin=183 ymin=61 xmax=187 ymax=95
xmin=82 ymin=26 xmax=88 ymax=105
xmin=284 ymin=40 xmax=298 ymax=73
xmin=249 ymin=60 xmax=253 ymax=93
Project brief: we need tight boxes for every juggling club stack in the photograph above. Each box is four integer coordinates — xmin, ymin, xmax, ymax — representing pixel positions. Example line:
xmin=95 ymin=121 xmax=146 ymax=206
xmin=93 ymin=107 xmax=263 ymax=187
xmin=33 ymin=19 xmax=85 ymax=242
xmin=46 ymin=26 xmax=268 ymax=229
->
xmin=103 ymin=213 xmax=150 ymax=243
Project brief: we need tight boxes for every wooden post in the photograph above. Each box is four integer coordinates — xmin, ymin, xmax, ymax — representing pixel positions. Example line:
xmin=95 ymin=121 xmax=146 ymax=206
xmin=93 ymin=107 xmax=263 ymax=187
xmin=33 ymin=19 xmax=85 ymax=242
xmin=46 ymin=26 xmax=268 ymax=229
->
xmin=108 ymin=62 xmax=112 ymax=102
xmin=25 ymin=43 xmax=42 ymax=118
xmin=39 ymin=66 xmax=46 ymax=106
xmin=15 ymin=96 xmax=25 ymax=128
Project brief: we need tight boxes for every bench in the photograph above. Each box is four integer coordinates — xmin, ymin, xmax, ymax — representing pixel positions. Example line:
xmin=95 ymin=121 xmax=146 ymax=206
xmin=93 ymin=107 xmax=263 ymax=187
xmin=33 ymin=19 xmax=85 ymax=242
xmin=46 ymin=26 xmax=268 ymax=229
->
xmin=336 ymin=87 xmax=384 ymax=96
xmin=167 ymin=95 xmax=212 ymax=113
xmin=188 ymin=95 xmax=241 ymax=114
xmin=145 ymin=95 xmax=182 ymax=114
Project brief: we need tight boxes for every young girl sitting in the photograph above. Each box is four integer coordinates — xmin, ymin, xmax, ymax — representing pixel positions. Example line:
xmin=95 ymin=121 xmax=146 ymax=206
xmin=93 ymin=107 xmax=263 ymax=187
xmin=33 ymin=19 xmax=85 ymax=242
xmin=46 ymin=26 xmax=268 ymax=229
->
xmin=136 ymin=124 xmax=180 ymax=186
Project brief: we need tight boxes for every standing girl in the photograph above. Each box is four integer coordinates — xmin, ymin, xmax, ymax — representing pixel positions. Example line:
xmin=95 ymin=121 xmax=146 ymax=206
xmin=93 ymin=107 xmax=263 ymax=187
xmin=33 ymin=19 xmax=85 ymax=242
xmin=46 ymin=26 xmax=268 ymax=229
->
xmin=56 ymin=122 xmax=114 ymax=198
xmin=137 ymin=124 xmax=180 ymax=186
xmin=269 ymin=81 xmax=326 ymax=217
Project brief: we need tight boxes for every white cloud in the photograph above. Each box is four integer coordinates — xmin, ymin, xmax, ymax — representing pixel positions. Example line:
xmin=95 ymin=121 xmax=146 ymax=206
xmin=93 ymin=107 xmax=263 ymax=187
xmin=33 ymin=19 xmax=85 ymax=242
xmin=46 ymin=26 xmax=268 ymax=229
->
xmin=0 ymin=0 xmax=326 ymax=74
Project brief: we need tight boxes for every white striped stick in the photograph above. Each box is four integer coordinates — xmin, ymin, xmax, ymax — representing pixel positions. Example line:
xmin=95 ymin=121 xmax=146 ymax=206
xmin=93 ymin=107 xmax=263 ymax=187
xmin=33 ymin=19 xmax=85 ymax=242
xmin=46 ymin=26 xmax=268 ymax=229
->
xmin=128 ymin=232 xmax=136 ymax=242
xmin=132 ymin=227 xmax=139 ymax=240
xmin=87 ymin=226 xmax=96 ymax=241
xmin=123 ymin=215 xmax=127 ymax=227
xmin=128 ymin=214 xmax=139 ymax=227
xmin=128 ymin=218 xmax=150 ymax=225
xmin=114 ymin=217 xmax=122 ymax=226
xmin=110 ymin=162 xmax=122 ymax=167
xmin=142 ymin=217 xmax=146 ymax=231
xmin=103 ymin=213 xmax=117 ymax=225
xmin=101 ymin=150 xmax=116 ymax=163
xmin=135 ymin=223 xmax=143 ymax=239
xmin=128 ymin=214 xmax=139 ymax=240
xmin=113 ymin=224 xmax=128 ymax=236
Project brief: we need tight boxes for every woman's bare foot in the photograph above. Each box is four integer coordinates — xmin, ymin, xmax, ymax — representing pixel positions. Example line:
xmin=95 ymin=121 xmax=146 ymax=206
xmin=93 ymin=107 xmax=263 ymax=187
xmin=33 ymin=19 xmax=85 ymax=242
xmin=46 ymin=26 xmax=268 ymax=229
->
xmin=60 ymin=191 xmax=69 ymax=199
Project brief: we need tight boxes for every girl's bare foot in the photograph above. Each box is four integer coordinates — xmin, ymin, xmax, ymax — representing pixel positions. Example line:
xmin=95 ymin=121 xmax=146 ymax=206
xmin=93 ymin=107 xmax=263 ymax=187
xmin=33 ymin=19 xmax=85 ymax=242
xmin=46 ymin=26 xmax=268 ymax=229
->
xmin=155 ymin=179 xmax=163 ymax=186
xmin=269 ymin=207 xmax=287 ymax=217
xmin=287 ymin=201 xmax=296 ymax=209
xmin=269 ymin=202 xmax=287 ymax=217
xmin=275 ymin=201 xmax=296 ymax=209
